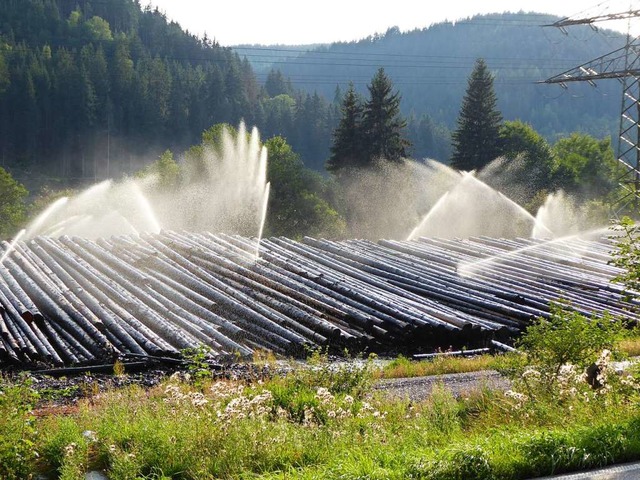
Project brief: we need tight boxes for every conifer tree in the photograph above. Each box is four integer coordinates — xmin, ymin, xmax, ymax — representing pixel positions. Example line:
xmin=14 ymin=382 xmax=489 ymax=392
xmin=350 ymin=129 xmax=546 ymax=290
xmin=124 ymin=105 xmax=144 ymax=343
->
xmin=362 ymin=67 xmax=409 ymax=163
xmin=326 ymin=82 xmax=364 ymax=172
xmin=451 ymin=58 xmax=503 ymax=171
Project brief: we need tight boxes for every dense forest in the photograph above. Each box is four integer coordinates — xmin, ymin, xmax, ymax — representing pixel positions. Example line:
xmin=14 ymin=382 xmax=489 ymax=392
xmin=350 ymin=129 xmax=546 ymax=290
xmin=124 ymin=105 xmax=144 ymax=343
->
xmin=0 ymin=2 xmax=628 ymax=191
xmin=0 ymin=0 xmax=340 ymax=188
xmin=0 ymin=1 xmax=630 ymax=242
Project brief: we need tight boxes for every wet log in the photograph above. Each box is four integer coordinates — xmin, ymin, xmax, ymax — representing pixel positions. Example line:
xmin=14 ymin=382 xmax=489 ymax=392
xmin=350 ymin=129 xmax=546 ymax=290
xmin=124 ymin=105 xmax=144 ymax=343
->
xmin=29 ymin=240 xmax=147 ymax=356
xmin=4 ymin=248 xmax=111 ymax=356
xmin=141 ymin=234 xmax=308 ymax=347
xmin=37 ymin=238 xmax=187 ymax=353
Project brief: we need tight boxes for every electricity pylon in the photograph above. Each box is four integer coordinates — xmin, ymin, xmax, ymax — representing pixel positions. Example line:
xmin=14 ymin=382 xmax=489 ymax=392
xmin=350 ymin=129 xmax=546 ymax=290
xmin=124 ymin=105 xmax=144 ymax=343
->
xmin=543 ymin=7 xmax=640 ymax=212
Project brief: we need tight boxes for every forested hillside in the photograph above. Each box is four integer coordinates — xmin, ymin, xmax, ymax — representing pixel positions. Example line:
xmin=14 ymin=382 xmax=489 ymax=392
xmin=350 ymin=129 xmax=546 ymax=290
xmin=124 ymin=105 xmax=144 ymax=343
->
xmin=0 ymin=0 xmax=266 ymax=189
xmin=245 ymin=13 xmax=626 ymax=144
xmin=0 ymin=4 xmax=629 ymax=190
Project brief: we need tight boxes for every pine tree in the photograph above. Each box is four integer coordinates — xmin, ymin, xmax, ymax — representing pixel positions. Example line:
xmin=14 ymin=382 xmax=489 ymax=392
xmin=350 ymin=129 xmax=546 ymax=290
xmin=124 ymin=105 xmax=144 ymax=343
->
xmin=327 ymin=82 xmax=364 ymax=172
xmin=361 ymin=67 xmax=410 ymax=163
xmin=451 ymin=59 xmax=503 ymax=171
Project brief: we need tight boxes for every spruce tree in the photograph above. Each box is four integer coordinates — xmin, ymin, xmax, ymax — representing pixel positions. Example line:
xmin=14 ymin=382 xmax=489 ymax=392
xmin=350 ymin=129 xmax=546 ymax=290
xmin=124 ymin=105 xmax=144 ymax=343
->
xmin=327 ymin=82 xmax=364 ymax=172
xmin=362 ymin=67 xmax=409 ymax=163
xmin=451 ymin=59 xmax=503 ymax=171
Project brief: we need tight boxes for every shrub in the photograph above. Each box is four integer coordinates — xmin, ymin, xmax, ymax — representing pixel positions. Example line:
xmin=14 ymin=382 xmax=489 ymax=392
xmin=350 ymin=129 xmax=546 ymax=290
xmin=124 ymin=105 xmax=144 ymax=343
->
xmin=498 ymin=303 xmax=625 ymax=400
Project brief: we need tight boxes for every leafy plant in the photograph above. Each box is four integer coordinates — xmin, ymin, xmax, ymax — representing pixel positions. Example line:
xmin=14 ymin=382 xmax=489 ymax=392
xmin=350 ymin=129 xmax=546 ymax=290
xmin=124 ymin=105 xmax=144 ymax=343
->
xmin=498 ymin=303 xmax=625 ymax=399
xmin=610 ymin=216 xmax=640 ymax=298
xmin=0 ymin=376 xmax=39 ymax=479
xmin=182 ymin=345 xmax=214 ymax=389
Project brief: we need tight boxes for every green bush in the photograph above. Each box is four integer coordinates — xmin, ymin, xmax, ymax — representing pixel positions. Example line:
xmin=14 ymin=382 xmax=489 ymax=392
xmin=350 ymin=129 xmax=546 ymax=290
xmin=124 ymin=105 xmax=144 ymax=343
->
xmin=498 ymin=303 xmax=625 ymax=400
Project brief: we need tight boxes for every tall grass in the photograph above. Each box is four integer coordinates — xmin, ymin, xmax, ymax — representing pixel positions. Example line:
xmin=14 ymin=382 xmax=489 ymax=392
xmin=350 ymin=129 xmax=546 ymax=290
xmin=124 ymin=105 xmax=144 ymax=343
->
xmin=7 ymin=352 xmax=635 ymax=480
xmin=376 ymin=354 xmax=497 ymax=379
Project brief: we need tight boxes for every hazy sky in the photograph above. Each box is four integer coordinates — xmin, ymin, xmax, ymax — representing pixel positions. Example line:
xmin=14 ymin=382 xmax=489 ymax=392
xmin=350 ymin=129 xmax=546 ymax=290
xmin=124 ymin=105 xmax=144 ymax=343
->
xmin=141 ymin=0 xmax=639 ymax=45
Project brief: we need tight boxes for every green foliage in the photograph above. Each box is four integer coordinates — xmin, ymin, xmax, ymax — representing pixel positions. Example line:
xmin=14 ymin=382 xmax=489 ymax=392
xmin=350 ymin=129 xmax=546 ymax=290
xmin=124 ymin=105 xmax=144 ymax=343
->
xmin=266 ymin=12 xmax=621 ymax=144
xmin=265 ymin=136 xmax=346 ymax=238
xmin=378 ymin=354 xmax=496 ymax=379
xmin=327 ymin=82 xmax=364 ymax=172
xmin=499 ymin=303 xmax=625 ymax=399
xmin=328 ymin=69 xmax=410 ymax=173
xmin=0 ymin=377 xmax=39 ymax=479
xmin=609 ymin=216 xmax=640 ymax=296
xmin=200 ymin=122 xmax=237 ymax=148
xmin=0 ymin=0 xmax=266 ymax=184
xmin=264 ymin=69 xmax=293 ymax=97
xmin=84 ymin=16 xmax=113 ymax=41
xmin=499 ymin=120 xmax=554 ymax=194
xmin=136 ymin=149 xmax=180 ymax=191
xmin=8 ymin=359 xmax=640 ymax=479
xmin=362 ymin=68 xmax=410 ymax=163
xmin=0 ymin=166 xmax=28 ymax=239
xmin=415 ymin=447 xmax=494 ymax=480
xmin=181 ymin=345 xmax=214 ymax=389
xmin=551 ymin=133 xmax=620 ymax=201
xmin=0 ymin=47 xmax=10 ymax=95
xmin=451 ymin=58 xmax=503 ymax=171
xmin=424 ymin=384 xmax=461 ymax=435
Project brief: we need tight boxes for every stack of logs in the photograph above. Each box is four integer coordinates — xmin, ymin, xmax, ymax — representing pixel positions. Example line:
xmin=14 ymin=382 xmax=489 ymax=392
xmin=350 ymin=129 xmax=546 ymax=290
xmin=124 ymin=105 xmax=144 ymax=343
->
xmin=0 ymin=232 xmax=635 ymax=367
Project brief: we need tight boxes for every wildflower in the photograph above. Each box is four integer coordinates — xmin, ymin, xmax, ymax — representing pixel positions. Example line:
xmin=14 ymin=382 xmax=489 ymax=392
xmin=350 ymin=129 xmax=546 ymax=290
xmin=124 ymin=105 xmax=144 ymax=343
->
xmin=504 ymin=389 xmax=528 ymax=409
xmin=190 ymin=392 xmax=209 ymax=407
xmin=64 ymin=443 xmax=77 ymax=457
xmin=315 ymin=387 xmax=334 ymax=405
xmin=522 ymin=368 xmax=541 ymax=379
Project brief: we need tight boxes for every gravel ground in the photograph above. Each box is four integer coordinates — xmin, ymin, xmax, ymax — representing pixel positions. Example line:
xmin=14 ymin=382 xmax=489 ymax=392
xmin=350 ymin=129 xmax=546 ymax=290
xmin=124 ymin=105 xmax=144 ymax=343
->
xmin=373 ymin=369 xmax=511 ymax=401
xmin=3 ymin=358 xmax=513 ymax=410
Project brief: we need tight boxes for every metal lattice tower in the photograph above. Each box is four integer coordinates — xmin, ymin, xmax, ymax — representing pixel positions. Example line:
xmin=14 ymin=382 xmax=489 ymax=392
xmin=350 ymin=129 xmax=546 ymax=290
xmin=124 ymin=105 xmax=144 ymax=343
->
xmin=543 ymin=7 xmax=640 ymax=212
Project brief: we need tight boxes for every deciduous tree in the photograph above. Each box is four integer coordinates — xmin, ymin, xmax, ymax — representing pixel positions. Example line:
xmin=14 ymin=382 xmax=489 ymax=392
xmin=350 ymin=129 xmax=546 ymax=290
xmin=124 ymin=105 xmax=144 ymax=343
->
xmin=0 ymin=167 xmax=28 ymax=239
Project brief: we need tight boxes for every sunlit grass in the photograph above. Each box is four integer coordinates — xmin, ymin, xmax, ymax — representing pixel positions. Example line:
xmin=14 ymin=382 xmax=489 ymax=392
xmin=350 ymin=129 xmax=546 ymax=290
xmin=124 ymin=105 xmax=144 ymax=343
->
xmin=620 ymin=336 xmax=640 ymax=357
xmin=0 ymin=348 xmax=637 ymax=480
xmin=375 ymin=354 xmax=498 ymax=379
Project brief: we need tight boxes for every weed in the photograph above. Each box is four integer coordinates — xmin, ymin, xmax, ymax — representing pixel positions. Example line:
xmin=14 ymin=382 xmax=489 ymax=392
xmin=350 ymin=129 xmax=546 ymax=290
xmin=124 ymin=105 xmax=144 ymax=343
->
xmin=498 ymin=303 xmax=626 ymax=401
xmin=377 ymin=354 xmax=496 ymax=379
xmin=113 ymin=360 xmax=126 ymax=377
xmin=0 ymin=376 xmax=39 ymax=479
xmin=181 ymin=345 xmax=214 ymax=389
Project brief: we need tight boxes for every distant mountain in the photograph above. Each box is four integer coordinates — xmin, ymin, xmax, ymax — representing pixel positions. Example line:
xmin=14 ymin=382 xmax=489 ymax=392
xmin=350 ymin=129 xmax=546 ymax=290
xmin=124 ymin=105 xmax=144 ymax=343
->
xmin=233 ymin=44 xmax=327 ymax=75
xmin=236 ymin=12 xmax=627 ymax=142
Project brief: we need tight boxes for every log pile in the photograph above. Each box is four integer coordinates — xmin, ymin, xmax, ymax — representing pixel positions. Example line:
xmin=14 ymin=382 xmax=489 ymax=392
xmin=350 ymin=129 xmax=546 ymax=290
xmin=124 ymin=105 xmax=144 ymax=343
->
xmin=0 ymin=232 xmax=635 ymax=367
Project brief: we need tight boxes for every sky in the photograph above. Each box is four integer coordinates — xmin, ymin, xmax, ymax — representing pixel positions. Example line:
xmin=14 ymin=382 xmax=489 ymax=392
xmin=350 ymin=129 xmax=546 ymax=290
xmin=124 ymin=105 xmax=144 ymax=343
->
xmin=141 ymin=0 xmax=639 ymax=46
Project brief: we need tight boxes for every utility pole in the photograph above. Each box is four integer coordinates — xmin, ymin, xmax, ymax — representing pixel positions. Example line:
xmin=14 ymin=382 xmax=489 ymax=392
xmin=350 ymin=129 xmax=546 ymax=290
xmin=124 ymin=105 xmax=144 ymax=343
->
xmin=542 ymin=6 xmax=640 ymax=213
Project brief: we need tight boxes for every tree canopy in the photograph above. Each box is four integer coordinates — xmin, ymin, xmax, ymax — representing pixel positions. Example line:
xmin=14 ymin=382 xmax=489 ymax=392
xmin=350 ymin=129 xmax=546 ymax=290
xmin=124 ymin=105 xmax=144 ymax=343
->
xmin=450 ymin=59 xmax=503 ymax=171
xmin=327 ymin=83 xmax=364 ymax=172
xmin=362 ymin=68 xmax=410 ymax=163
xmin=551 ymin=133 xmax=621 ymax=201
xmin=327 ymin=69 xmax=410 ymax=173
xmin=266 ymin=136 xmax=345 ymax=239
xmin=0 ymin=167 xmax=28 ymax=239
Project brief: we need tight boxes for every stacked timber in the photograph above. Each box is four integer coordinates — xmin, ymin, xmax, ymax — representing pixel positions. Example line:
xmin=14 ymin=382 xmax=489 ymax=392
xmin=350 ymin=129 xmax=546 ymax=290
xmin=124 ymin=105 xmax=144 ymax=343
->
xmin=0 ymin=233 xmax=635 ymax=367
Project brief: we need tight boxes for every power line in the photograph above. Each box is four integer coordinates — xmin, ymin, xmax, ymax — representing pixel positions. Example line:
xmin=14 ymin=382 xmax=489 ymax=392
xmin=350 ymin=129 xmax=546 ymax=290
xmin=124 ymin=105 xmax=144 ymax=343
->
xmin=543 ymin=2 xmax=640 ymax=211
